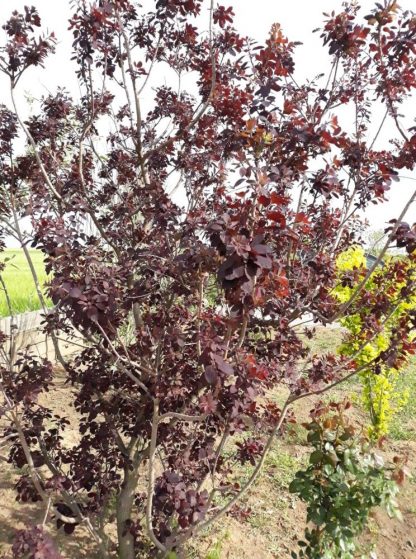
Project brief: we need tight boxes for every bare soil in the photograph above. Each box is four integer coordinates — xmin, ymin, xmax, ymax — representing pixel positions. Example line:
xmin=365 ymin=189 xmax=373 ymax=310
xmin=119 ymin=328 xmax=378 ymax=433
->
xmin=191 ymin=439 xmax=416 ymax=559
xmin=1 ymin=368 xmax=415 ymax=559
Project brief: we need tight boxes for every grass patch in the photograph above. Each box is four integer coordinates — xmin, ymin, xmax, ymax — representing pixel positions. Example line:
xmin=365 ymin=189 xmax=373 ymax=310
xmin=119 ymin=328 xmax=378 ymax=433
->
xmin=302 ymin=326 xmax=344 ymax=355
xmin=0 ymin=249 xmax=51 ymax=317
xmin=241 ymin=443 xmax=305 ymax=554
xmin=286 ymin=423 xmax=309 ymax=446
xmin=187 ymin=530 xmax=230 ymax=559
xmin=264 ymin=445 xmax=304 ymax=489
xmin=205 ymin=538 xmax=224 ymax=559
xmin=390 ymin=357 xmax=416 ymax=441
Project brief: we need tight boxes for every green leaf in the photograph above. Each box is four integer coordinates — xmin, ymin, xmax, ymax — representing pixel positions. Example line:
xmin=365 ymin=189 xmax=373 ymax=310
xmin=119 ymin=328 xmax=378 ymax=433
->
xmin=310 ymin=450 xmax=324 ymax=465
xmin=289 ymin=479 xmax=303 ymax=494
xmin=323 ymin=463 xmax=334 ymax=475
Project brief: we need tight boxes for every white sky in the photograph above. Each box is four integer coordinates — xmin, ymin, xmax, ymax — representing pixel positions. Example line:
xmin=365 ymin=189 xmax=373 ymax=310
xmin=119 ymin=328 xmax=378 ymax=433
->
xmin=0 ymin=0 xmax=415 ymax=242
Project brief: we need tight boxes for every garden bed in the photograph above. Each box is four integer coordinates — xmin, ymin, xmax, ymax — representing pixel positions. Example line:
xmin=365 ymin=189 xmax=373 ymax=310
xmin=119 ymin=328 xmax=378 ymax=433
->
xmin=0 ymin=332 xmax=415 ymax=558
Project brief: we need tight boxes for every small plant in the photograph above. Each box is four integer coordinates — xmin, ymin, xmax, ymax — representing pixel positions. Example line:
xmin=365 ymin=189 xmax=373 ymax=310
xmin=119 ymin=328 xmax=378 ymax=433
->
xmin=205 ymin=540 xmax=222 ymax=559
xmin=289 ymin=401 xmax=404 ymax=559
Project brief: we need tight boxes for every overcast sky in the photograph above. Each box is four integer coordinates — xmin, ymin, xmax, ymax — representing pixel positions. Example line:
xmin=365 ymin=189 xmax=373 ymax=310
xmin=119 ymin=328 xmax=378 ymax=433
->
xmin=0 ymin=0 xmax=415 ymax=240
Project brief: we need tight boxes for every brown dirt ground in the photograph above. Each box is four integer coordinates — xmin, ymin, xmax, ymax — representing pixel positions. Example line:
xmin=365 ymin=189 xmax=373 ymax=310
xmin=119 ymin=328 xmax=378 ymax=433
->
xmin=1 ymin=369 xmax=415 ymax=559
xmin=191 ymin=440 xmax=416 ymax=559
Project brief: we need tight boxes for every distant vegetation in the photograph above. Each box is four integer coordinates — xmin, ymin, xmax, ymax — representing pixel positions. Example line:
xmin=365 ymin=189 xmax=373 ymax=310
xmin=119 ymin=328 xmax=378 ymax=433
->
xmin=0 ymin=249 xmax=51 ymax=317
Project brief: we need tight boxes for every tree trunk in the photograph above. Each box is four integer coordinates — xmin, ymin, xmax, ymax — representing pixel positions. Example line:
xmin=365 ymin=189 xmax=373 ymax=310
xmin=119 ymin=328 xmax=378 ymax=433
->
xmin=117 ymin=465 xmax=140 ymax=559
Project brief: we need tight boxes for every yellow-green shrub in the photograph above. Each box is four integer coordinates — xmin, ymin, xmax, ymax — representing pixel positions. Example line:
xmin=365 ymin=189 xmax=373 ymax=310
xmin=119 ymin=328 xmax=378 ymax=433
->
xmin=334 ymin=246 xmax=416 ymax=439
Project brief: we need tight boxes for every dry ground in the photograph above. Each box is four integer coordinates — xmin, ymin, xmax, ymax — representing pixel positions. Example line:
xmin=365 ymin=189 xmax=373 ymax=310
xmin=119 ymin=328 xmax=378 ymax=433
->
xmin=189 ymin=412 xmax=416 ymax=559
xmin=1 ymin=330 xmax=416 ymax=558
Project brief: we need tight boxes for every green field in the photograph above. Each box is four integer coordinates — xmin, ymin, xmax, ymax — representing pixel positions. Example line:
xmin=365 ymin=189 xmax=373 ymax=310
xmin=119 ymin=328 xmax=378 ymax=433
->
xmin=0 ymin=249 xmax=51 ymax=317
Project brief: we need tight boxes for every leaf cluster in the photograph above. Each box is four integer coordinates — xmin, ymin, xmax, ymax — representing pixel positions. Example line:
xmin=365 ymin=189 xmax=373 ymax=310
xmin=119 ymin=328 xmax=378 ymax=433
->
xmin=289 ymin=401 xmax=402 ymax=559
xmin=335 ymin=246 xmax=416 ymax=438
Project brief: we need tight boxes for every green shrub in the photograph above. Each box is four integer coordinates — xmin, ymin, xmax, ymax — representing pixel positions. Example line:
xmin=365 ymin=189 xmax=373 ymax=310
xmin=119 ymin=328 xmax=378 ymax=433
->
xmin=289 ymin=401 xmax=402 ymax=559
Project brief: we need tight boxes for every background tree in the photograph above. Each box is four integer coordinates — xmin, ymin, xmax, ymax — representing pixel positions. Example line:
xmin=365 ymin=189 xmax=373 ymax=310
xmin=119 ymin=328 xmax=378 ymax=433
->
xmin=0 ymin=1 xmax=416 ymax=557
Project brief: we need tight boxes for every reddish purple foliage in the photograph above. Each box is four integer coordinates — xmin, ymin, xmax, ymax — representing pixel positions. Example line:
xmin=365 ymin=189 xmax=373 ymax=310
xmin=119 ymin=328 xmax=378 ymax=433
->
xmin=0 ymin=1 xmax=415 ymax=557
xmin=12 ymin=525 xmax=63 ymax=559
